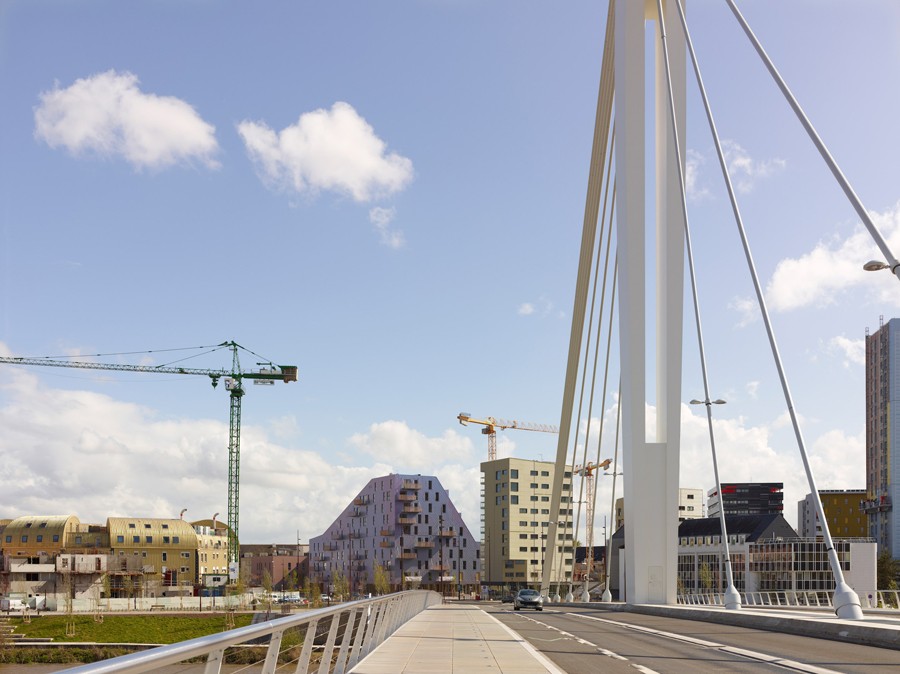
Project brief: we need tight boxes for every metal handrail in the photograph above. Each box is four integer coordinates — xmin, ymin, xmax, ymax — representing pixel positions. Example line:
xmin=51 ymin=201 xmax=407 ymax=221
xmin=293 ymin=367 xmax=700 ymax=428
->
xmin=61 ymin=590 xmax=441 ymax=674
xmin=678 ymin=590 xmax=900 ymax=610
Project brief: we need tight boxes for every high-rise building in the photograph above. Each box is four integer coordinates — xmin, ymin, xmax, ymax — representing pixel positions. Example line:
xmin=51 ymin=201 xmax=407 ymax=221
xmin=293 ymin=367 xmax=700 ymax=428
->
xmin=309 ymin=474 xmax=480 ymax=595
xmin=480 ymin=457 xmax=574 ymax=588
xmin=615 ymin=487 xmax=703 ymax=530
xmin=707 ymin=483 xmax=783 ymax=518
xmin=797 ymin=490 xmax=867 ymax=539
xmin=865 ymin=317 xmax=900 ymax=557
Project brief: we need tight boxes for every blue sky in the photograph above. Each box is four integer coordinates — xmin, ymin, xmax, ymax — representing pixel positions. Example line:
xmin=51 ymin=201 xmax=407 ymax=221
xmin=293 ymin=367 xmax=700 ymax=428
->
xmin=1 ymin=1 xmax=899 ymax=545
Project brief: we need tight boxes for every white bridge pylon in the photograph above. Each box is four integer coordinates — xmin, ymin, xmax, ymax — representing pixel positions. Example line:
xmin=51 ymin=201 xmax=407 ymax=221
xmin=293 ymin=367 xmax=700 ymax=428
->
xmin=542 ymin=0 xmax=687 ymax=605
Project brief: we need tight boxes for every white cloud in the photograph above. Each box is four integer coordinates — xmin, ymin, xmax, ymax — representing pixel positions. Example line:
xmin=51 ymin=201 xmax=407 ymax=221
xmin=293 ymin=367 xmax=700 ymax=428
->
xmin=721 ymin=140 xmax=786 ymax=194
xmin=685 ymin=149 xmax=710 ymax=201
xmin=238 ymin=102 xmax=413 ymax=202
xmin=765 ymin=202 xmax=900 ymax=312
xmin=827 ymin=335 xmax=866 ymax=368
xmin=517 ymin=295 xmax=556 ymax=318
xmin=369 ymin=206 xmax=405 ymax=249
xmin=746 ymin=380 xmax=759 ymax=399
xmin=728 ymin=295 xmax=758 ymax=328
xmin=348 ymin=420 xmax=474 ymax=470
xmin=0 ymin=365 xmax=396 ymax=542
xmin=34 ymin=70 xmax=220 ymax=170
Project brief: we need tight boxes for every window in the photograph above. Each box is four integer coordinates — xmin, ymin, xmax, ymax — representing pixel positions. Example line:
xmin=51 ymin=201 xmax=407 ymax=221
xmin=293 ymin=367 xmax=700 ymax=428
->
xmin=133 ymin=536 xmax=140 ymax=543
xmin=117 ymin=535 xmax=124 ymax=543
xmin=162 ymin=523 xmax=169 ymax=529
xmin=21 ymin=535 xmax=27 ymax=542
xmin=511 ymin=495 xmax=519 ymax=504
xmin=163 ymin=536 xmax=170 ymax=544
xmin=128 ymin=523 xmax=136 ymax=528
xmin=511 ymin=469 xmax=518 ymax=478
xmin=173 ymin=536 xmax=180 ymax=544
xmin=144 ymin=523 xmax=151 ymax=529
xmin=36 ymin=535 xmax=43 ymax=543
xmin=52 ymin=534 xmax=60 ymax=543
xmin=4 ymin=536 xmax=10 ymax=543
xmin=146 ymin=536 xmax=153 ymax=543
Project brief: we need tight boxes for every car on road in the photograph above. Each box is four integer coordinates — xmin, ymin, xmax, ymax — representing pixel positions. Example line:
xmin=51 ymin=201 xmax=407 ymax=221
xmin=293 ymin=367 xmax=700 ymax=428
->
xmin=501 ymin=594 xmax=515 ymax=604
xmin=513 ymin=588 xmax=543 ymax=611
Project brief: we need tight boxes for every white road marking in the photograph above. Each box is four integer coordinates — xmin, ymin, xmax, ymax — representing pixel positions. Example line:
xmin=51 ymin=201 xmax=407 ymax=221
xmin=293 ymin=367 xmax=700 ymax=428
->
xmin=564 ymin=612 xmax=846 ymax=674
xmin=511 ymin=612 xmax=657 ymax=672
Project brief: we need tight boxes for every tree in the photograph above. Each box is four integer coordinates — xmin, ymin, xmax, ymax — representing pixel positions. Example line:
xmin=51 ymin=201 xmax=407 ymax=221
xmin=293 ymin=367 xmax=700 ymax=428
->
xmin=333 ymin=571 xmax=349 ymax=601
xmin=699 ymin=562 xmax=714 ymax=591
xmin=262 ymin=569 xmax=274 ymax=617
xmin=374 ymin=563 xmax=391 ymax=596
xmin=877 ymin=551 xmax=900 ymax=590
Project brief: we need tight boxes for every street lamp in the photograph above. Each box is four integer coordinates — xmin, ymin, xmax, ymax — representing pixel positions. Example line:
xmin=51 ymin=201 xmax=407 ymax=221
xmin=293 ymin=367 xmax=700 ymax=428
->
xmin=690 ymin=398 xmax=740 ymax=610
xmin=863 ymin=259 xmax=900 ymax=275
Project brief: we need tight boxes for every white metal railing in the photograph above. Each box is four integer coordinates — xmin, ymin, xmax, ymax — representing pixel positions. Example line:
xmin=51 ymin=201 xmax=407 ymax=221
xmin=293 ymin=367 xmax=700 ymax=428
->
xmin=678 ymin=590 xmax=900 ymax=610
xmin=60 ymin=590 xmax=441 ymax=674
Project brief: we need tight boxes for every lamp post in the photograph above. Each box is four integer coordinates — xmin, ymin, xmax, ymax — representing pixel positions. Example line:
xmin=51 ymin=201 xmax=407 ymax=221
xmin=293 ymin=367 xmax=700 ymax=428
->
xmin=689 ymin=398 xmax=741 ymax=610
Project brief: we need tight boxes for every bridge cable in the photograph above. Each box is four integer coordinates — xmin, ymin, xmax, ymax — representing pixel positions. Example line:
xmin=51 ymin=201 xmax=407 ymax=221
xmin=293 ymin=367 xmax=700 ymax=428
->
xmin=673 ymin=0 xmax=863 ymax=618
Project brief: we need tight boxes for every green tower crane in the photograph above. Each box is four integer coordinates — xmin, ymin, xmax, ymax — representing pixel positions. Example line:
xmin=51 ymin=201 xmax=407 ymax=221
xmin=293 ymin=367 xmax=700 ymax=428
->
xmin=0 ymin=341 xmax=298 ymax=576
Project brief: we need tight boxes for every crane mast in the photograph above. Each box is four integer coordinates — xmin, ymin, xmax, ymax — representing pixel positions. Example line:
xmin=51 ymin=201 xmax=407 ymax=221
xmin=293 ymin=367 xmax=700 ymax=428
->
xmin=0 ymin=341 xmax=298 ymax=575
xmin=574 ymin=458 xmax=611 ymax=600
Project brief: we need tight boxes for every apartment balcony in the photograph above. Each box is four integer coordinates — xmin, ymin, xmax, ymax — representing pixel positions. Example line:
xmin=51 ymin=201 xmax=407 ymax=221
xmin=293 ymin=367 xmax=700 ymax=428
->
xmin=438 ymin=529 xmax=456 ymax=537
xmin=414 ymin=540 xmax=435 ymax=549
xmin=7 ymin=562 xmax=55 ymax=574
xmin=323 ymin=542 xmax=338 ymax=551
xmin=402 ymin=505 xmax=422 ymax=514
xmin=397 ymin=515 xmax=417 ymax=525
xmin=401 ymin=480 xmax=421 ymax=491
xmin=397 ymin=493 xmax=417 ymax=502
xmin=349 ymin=531 xmax=366 ymax=540
xmin=331 ymin=532 xmax=347 ymax=540
xmin=398 ymin=552 xmax=417 ymax=560
xmin=351 ymin=508 xmax=366 ymax=517
xmin=353 ymin=495 xmax=371 ymax=506
xmin=379 ymin=528 xmax=393 ymax=536
xmin=430 ymin=564 xmax=449 ymax=572
xmin=379 ymin=541 xmax=393 ymax=548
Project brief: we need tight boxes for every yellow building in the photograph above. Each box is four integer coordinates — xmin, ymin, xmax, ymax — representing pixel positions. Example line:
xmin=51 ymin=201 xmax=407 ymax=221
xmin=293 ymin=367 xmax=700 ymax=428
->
xmin=107 ymin=517 xmax=199 ymax=596
xmin=1 ymin=515 xmax=82 ymax=557
xmin=191 ymin=519 xmax=231 ymax=579
xmin=480 ymin=457 xmax=574 ymax=588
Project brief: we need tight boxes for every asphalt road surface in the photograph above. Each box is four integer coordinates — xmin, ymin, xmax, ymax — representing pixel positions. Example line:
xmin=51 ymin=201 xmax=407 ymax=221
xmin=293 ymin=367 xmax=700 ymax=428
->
xmin=487 ymin=605 xmax=900 ymax=673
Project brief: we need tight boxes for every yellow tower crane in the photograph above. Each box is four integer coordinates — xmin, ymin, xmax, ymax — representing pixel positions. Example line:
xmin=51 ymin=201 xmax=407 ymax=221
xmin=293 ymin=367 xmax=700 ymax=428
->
xmin=456 ymin=412 xmax=559 ymax=461
xmin=573 ymin=458 xmax=612 ymax=599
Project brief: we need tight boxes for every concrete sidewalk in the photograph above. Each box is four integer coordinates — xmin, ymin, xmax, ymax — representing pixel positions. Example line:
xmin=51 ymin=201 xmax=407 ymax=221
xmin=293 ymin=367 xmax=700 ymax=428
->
xmin=349 ymin=604 xmax=565 ymax=674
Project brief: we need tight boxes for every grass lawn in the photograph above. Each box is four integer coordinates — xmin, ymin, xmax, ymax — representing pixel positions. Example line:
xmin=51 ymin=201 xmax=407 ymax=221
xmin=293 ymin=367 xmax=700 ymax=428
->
xmin=8 ymin=613 xmax=255 ymax=644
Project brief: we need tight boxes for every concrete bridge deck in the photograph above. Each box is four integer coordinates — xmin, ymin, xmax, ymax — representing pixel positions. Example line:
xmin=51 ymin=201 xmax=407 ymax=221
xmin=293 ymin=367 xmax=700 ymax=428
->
xmin=349 ymin=603 xmax=566 ymax=674
xmin=350 ymin=601 xmax=900 ymax=673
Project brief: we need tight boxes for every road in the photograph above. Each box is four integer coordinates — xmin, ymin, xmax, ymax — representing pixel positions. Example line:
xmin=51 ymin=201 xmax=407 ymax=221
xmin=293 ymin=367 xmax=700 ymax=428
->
xmin=486 ymin=605 xmax=900 ymax=673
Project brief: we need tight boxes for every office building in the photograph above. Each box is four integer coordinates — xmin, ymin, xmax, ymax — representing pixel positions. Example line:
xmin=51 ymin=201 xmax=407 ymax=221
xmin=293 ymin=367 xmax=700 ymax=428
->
xmin=309 ymin=474 xmax=480 ymax=595
xmin=480 ymin=457 xmax=574 ymax=588
xmin=797 ymin=490 xmax=867 ymax=539
xmin=615 ymin=487 xmax=703 ymax=530
xmin=865 ymin=317 xmax=900 ymax=557
xmin=674 ymin=515 xmax=875 ymax=599
xmin=707 ymin=483 xmax=783 ymax=518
